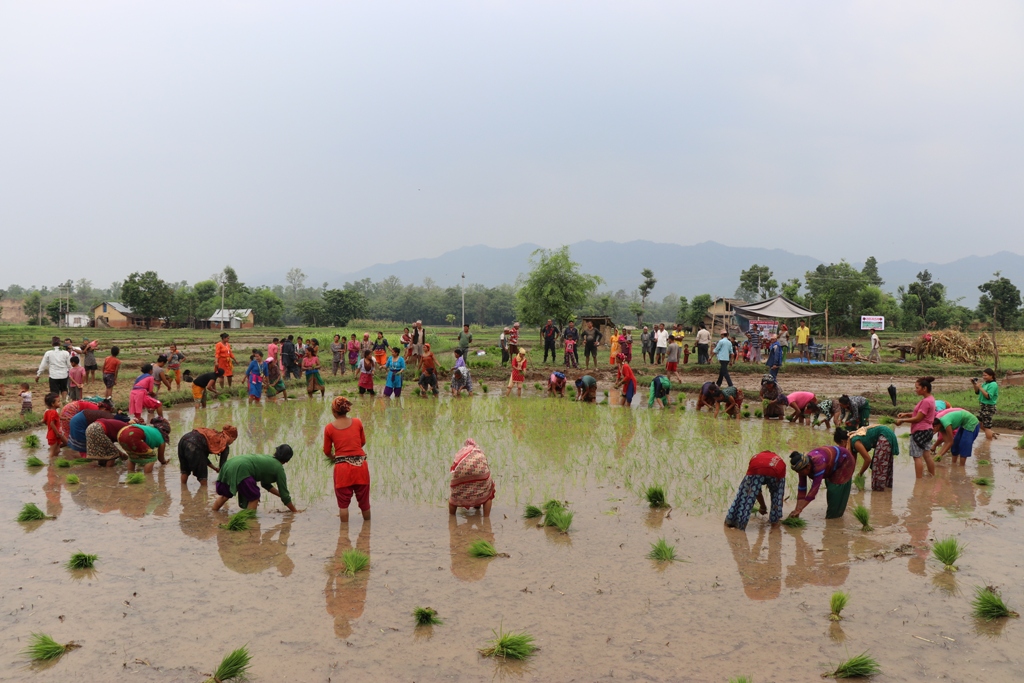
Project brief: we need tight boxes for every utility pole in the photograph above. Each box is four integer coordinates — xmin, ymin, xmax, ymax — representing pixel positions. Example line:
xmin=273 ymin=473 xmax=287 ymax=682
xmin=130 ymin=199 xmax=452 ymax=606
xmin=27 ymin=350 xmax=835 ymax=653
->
xmin=220 ymin=282 xmax=226 ymax=330
xmin=992 ymin=304 xmax=999 ymax=371
xmin=461 ymin=273 xmax=465 ymax=327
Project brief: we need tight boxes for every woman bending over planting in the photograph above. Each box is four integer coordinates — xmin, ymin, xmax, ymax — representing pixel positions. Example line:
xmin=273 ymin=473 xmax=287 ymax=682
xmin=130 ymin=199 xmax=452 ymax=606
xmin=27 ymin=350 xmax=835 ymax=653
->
xmin=834 ymin=425 xmax=899 ymax=492
xmin=714 ymin=386 xmax=744 ymax=418
xmin=810 ymin=398 xmax=838 ymax=429
xmin=932 ymin=408 xmax=981 ymax=467
xmin=695 ymin=381 xmax=722 ymax=413
xmin=117 ymin=417 xmax=171 ymax=474
xmin=839 ymin=394 xmax=870 ymax=430
xmin=725 ymin=451 xmax=786 ymax=530
xmin=177 ymin=424 xmax=238 ymax=485
xmin=448 ymin=438 xmax=494 ymax=517
xmin=323 ymin=397 xmax=370 ymax=523
xmin=781 ymin=391 xmax=818 ymax=424
xmin=787 ymin=446 xmax=855 ymax=520
xmin=212 ymin=446 xmax=300 ymax=512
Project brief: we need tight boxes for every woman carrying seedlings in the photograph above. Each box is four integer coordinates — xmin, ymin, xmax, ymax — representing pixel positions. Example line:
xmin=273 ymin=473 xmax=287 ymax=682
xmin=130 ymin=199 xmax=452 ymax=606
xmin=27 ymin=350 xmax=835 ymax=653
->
xmin=575 ymin=374 xmax=598 ymax=402
xmin=129 ymin=364 xmax=164 ymax=420
xmin=505 ymin=348 xmax=528 ymax=397
xmin=84 ymin=416 xmax=131 ymax=467
xmin=303 ymin=347 xmax=326 ymax=398
xmin=835 ymin=425 xmax=899 ymax=492
xmin=614 ymin=353 xmax=637 ymax=407
xmin=417 ymin=343 xmax=440 ymax=397
xmin=838 ymin=394 xmax=870 ymax=430
xmin=117 ymin=417 xmax=171 ymax=474
xmin=548 ymin=371 xmax=567 ymax=397
xmin=212 ymin=446 xmax=300 ymax=513
xmin=782 ymin=391 xmax=818 ymax=424
xmin=323 ymin=397 xmax=370 ymax=523
xmin=725 ymin=451 xmax=786 ymax=530
xmin=357 ymin=350 xmax=376 ymax=396
xmin=372 ymin=332 xmax=390 ymax=371
xmin=451 ymin=349 xmax=473 ymax=397
xmin=973 ymin=368 xmax=999 ymax=440
xmin=787 ymin=446 xmax=856 ymax=520
xmin=649 ymin=375 xmax=671 ymax=408
xmin=177 ymin=424 xmax=238 ymax=484
xmin=696 ymin=381 xmax=722 ymax=413
xmin=384 ymin=347 xmax=406 ymax=398
xmin=895 ymin=376 xmax=937 ymax=478
xmin=448 ymin=438 xmax=495 ymax=517
xmin=933 ymin=408 xmax=981 ymax=466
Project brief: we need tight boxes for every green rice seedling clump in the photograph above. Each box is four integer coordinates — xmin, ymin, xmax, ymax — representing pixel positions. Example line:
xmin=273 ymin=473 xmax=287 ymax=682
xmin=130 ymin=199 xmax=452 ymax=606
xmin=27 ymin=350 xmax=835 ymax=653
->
xmin=479 ymin=624 xmax=537 ymax=660
xmin=973 ymin=477 xmax=993 ymax=487
xmin=754 ymin=410 xmax=762 ymax=418
xmin=17 ymin=502 xmax=48 ymax=522
xmin=523 ymin=504 xmax=543 ymax=519
xmin=65 ymin=474 xmax=80 ymax=485
xmin=468 ymin=539 xmax=497 ymax=558
xmin=341 ymin=548 xmax=370 ymax=575
xmin=534 ymin=382 xmax=544 ymax=391
xmin=25 ymin=455 xmax=45 ymax=467
xmin=853 ymin=474 xmax=866 ymax=491
xmin=413 ymin=607 xmax=443 ymax=626
xmin=729 ymin=678 xmax=752 ymax=683
xmin=742 ymin=410 xmax=751 ymax=418
xmin=542 ymin=499 xmax=565 ymax=514
xmin=219 ymin=508 xmax=257 ymax=531
xmin=645 ymin=486 xmax=667 ymax=508
xmin=547 ymin=508 xmax=573 ymax=533
xmin=55 ymin=458 xmax=71 ymax=468
xmin=204 ymin=645 xmax=252 ymax=683
xmin=971 ymin=586 xmax=1019 ymax=621
xmin=1018 ymin=433 xmax=1024 ymax=449
xmin=977 ymin=459 xmax=990 ymax=465
xmin=125 ymin=472 xmax=146 ymax=485
xmin=829 ymin=591 xmax=849 ymax=621
xmin=23 ymin=434 xmax=40 ymax=448
xmin=21 ymin=633 xmax=79 ymax=662
xmin=879 ymin=415 xmax=896 ymax=425
xmin=481 ymin=384 xmax=488 ymax=393
xmin=648 ymin=537 xmax=677 ymax=562
xmin=931 ymin=537 xmax=963 ymax=571
xmin=65 ymin=552 xmax=98 ymax=570
xmin=780 ymin=517 xmax=806 ymax=529
xmin=853 ymin=504 xmax=872 ymax=531
xmin=825 ymin=651 xmax=881 ymax=678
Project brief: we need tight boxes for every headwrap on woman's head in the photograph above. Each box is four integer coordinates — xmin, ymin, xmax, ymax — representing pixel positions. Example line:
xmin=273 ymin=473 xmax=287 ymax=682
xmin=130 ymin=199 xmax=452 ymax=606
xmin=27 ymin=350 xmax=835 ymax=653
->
xmin=616 ymin=353 xmax=626 ymax=362
xmin=331 ymin=395 xmax=352 ymax=417
xmin=790 ymin=451 xmax=810 ymax=471
xmin=196 ymin=424 xmax=237 ymax=454
xmin=846 ymin=427 xmax=869 ymax=440
xmin=222 ymin=425 xmax=238 ymax=443
xmin=518 ymin=348 xmax=527 ymax=357
xmin=423 ymin=343 xmax=431 ymax=351
xmin=150 ymin=416 xmax=171 ymax=443
xmin=363 ymin=333 xmax=370 ymax=339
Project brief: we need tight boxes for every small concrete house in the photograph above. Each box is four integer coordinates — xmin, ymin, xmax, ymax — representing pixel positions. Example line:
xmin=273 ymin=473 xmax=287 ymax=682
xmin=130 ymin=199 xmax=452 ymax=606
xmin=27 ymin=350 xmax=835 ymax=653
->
xmin=207 ymin=309 xmax=255 ymax=329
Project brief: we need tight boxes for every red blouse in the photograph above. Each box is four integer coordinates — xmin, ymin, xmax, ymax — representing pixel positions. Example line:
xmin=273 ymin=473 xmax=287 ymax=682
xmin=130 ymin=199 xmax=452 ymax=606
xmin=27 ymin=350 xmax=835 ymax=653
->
xmin=323 ymin=419 xmax=369 ymax=488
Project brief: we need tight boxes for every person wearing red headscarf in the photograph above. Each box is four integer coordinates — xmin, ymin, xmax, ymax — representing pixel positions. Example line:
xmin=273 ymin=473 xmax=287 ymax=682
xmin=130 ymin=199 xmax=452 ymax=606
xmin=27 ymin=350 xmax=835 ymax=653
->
xmin=323 ymin=396 xmax=369 ymax=523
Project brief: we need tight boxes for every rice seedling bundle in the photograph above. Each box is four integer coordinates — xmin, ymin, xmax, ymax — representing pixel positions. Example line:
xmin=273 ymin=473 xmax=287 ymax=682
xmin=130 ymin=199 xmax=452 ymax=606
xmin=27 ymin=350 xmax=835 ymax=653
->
xmin=542 ymin=499 xmax=565 ymax=514
xmin=523 ymin=504 xmax=543 ymax=519
xmin=413 ymin=607 xmax=443 ymax=626
xmin=1018 ymin=433 xmax=1024 ymax=449
xmin=219 ymin=508 xmax=257 ymax=531
xmin=824 ymin=651 xmax=881 ymax=678
xmin=204 ymin=645 xmax=252 ymax=683
xmin=729 ymin=677 xmax=752 ymax=683
xmin=829 ymin=591 xmax=849 ymax=621
xmin=481 ymin=384 xmax=488 ymax=393
xmin=546 ymin=508 xmax=573 ymax=533
xmin=780 ymin=517 xmax=806 ymax=529
xmin=21 ymin=633 xmax=79 ymax=662
xmin=23 ymin=434 xmax=40 ymax=448
xmin=742 ymin=410 xmax=751 ymax=418
xmin=125 ymin=472 xmax=146 ymax=485
xmin=534 ymin=382 xmax=543 ymax=391
xmin=479 ymin=624 xmax=537 ymax=660
xmin=341 ymin=548 xmax=370 ymax=575
xmin=973 ymin=477 xmax=993 ymax=487
xmin=971 ymin=586 xmax=1019 ymax=621
xmin=931 ymin=537 xmax=963 ymax=571
xmin=853 ymin=474 xmax=866 ymax=491
xmin=55 ymin=458 xmax=71 ymax=468
xmin=16 ymin=503 xmax=49 ymax=522
xmin=65 ymin=474 xmax=80 ymax=485
xmin=853 ymin=505 xmax=872 ymax=531
xmin=878 ymin=415 xmax=896 ymax=425
xmin=648 ymin=537 xmax=677 ymax=562
xmin=468 ymin=540 xmax=497 ymax=558
xmin=977 ymin=459 xmax=990 ymax=466
xmin=66 ymin=552 xmax=98 ymax=570
xmin=25 ymin=456 xmax=45 ymax=467
xmin=645 ymin=486 xmax=668 ymax=508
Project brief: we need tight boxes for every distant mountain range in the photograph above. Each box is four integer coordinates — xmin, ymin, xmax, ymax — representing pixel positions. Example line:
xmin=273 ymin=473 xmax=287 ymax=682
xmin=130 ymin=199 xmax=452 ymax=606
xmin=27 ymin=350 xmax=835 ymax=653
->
xmin=254 ymin=241 xmax=1024 ymax=307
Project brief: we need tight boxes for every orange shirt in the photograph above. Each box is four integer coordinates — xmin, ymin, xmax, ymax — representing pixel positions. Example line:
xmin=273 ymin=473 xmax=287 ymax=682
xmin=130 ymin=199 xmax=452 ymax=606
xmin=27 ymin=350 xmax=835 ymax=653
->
xmin=103 ymin=356 xmax=121 ymax=374
xmin=215 ymin=341 xmax=234 ymax=362
xmin=324 ymin=419 xmax=369 ymax=489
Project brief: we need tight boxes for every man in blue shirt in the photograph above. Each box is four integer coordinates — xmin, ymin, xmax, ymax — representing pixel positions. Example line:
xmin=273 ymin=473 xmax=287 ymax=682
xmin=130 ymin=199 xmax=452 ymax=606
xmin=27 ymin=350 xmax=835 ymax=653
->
xmin=713 ymin=331 xmax=734 ymax=388
xmin=766 ymin=335 xmax=785 ymax=380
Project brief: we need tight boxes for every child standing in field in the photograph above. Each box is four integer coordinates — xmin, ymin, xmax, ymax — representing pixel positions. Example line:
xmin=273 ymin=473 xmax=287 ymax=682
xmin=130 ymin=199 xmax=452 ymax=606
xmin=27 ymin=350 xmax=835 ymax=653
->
xmin=68 ymin=356 xmax=85 ymax=402
xmin=82 ymin=338 xmax=99 ymax=386
xmin=246 ymin=350 xmax=267 ymax=404
xmin=151 ymin=355 xmax=171 ymax=393
xmin=683 ymin=344 xmax=690 ymax=365
xmin=665 ymin=336 xmax=683 ymax=384
xmin=43 ymin=392 xmax=65 ymax=458
xmin=323 ymin=396 xmax=370 ymax=523
xmin=19 ymin=383 xmax=32 ymax=415
xmin=167 ymin=344 xmax=186 ymax=389
xmin=563 ymin=336 xmax=578 ymax=369
xmin=973 ymin=368 xmax=999 ymax=440
xmin=102 ymin=347 xmax=121 ymax=399
xmin=347 ymin=334 xmax=360 ymax=373
xmin=358 ymin=350 xmax=376 ymax=396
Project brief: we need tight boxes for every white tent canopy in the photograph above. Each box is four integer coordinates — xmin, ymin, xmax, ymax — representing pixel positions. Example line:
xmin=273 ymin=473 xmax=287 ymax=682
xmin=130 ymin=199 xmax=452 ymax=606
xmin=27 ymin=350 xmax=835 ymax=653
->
xmin=732 ymin=295 xmax=821 ymax=320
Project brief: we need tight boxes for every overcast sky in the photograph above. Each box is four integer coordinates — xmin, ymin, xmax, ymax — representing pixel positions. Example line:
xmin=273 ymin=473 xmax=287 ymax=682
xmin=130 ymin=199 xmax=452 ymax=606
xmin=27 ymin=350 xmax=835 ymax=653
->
xmin=2 ymin=1 xmax=1023 ymax=289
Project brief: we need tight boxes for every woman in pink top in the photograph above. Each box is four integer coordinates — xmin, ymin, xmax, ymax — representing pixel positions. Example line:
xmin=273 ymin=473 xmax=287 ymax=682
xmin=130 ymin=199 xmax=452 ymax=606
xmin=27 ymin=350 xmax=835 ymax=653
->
xmin=896 ymin=376 xmax=937 ymax=478
xmin=783 ymin=391 xmax=818 ymax=424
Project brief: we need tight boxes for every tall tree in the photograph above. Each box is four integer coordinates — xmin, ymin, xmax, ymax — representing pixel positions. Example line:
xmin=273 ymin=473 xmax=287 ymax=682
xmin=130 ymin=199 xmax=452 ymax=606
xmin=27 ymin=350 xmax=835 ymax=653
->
xmin=322 ymin=289 xmax=368 ymax=326
xmin=515 ymin=246 xmax=602 ymax=326
xmin=637 ymin=269 xmax=657 ymax=321
xmin=46 ymin=297 xmax=75 ymax=325
xmin=905 ymin=270 xmax=945 ymax=318
xmin=688 ymin=294 xmax=713 ymax=330
xmin=121 ymin=271 xmax=174 ymax=325
xmin=294 ymin=299 xmax=326 ymax=326
xmin=676 ymin=296 xmax=690 ymax=326
xmin=22 ymin=291 xmax=44 ymax=325
xmin=738 ymin=264 xmax=778 ymax=301
xmin=286 ymin=268 xmax=307 ymax=299
xmin=861 ymin=256 xmax=883 ymax=286
xmin=804 ymin=262 xmax=867 ymax=334
xmin=977 ymin=272 xmax=1021 ymax=329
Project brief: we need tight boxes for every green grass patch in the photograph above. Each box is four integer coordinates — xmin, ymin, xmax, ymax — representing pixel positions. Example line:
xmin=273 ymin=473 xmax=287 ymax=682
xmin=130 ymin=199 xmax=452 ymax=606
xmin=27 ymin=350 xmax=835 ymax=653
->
xmin=645 ymin=486 xmax=667 ymax=508
xmin=971 ymin=586 xmax=1019 ymax=621
xmin=16 ymin=502 xmax=48 ymax=522
xmin=219 ymin=508 xmax=256 ymax=531
xmin=23 ymin=434 xmax=40 ymax=448
xmin=546 ymin=508 xmax=573 ymax=533
xmin=825 ymin=651 xmax=881 ymax=678
xmin=20 ymin=633 xmax=79 ymax=662
xmin=829 ymin=591 xmax=849 ymax=621
xmin=853 ymin=505 xmax=873 ymax=531
xmin=125 ymin=472 xmax=146 ymax=485
xmin=65 ymin=474 xmax=80 ymax=485
xmin=648 ymin=537 xmax=677 ymax=562
xmin=523 ymin=504 xmax=543 ymax=519
xmin=468 ymin=540 xmax=498 ymax=558
xmin=65 ymin=552 xmax=98 ymax=570
xmin=341 ymin=548 xmax=370 ymax=575
xmin=729 ymin=678 xmax=752 ymax=683
xmin=205 ymin=645 xmax=251 ymax=683
xmin=413 ymin=607 xmax=443 ymax=626
xmin=780 ymin=517 xmax=807 ymax=529
xmin=25 ymin=455 xmax=45 ymax=467
xmin=931 ymin=537 xmax=964 ymax=571
xmin=479 ymin=624 xmax=537 ymax=660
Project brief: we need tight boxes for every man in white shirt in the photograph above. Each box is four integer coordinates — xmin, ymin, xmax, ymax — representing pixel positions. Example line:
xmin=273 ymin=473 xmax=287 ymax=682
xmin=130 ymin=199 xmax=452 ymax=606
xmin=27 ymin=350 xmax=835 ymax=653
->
xmin=37 ymin=336 xmax=72 ymax=401
xmin=654 ymin=324 xmax=669 ymax=364
xmin=869 ymin=331 xmax=881 ymax=363
xmin=695 ymin=323 xmax=712 ymax=365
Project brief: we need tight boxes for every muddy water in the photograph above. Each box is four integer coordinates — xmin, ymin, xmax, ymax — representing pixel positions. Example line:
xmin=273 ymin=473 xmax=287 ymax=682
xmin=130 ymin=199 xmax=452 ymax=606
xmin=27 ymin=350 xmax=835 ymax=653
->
xmin=0 ymin=397 xmax=1021 ymax=682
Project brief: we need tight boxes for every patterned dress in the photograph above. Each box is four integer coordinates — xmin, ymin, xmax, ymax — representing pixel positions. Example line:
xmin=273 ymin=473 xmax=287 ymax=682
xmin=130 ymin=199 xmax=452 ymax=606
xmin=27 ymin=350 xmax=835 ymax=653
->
xmin=449 ymin=439 xmax=495 ymax=508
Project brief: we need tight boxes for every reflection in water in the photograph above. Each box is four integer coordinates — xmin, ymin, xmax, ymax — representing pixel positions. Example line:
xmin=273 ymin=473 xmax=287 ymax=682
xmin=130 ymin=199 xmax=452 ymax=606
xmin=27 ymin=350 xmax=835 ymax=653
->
xmin=179 ymin=485 xmax=217 ymax=541
xmin=325 ymin=522 xmax=371 ymax=639
xmin=68 ymin=465 xmax=171 ymax=519
xmin=785 ymin=522 xmax=851 ymax=589
xmin=903 ymin=478 xmax=938 ymax=576
xmin=217 ymin=515 xmax=294 ymax=576
xmin=43 ymin=463 xmax=64 ymax=517
xmin=449 ymin=513 xmax=493 ymax=582
xmin=724 ymin=526 xmax=782 ymax=600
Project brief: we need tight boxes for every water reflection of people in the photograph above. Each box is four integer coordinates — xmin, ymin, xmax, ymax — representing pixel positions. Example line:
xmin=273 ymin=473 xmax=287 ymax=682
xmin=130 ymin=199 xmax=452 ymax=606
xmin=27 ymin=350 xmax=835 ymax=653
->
xmin=217 ymin=515 xmax=295 ymax=576
xmin=324 ymin=522 xmax=371 ymax=639
xmin=179 ymin=486 xmax=217 ymax=541
xmin=902 ymin=478 xmax=938 ymax=576
xmin=119 ymin=467 xmax=172 ymax=519
xmin=449 ymin=513 xmax=494 ymax=582
xmin=785 ymin=523 xmax=851 ymax=589
xmin=724 ymin=525 xmax=782 ymax=600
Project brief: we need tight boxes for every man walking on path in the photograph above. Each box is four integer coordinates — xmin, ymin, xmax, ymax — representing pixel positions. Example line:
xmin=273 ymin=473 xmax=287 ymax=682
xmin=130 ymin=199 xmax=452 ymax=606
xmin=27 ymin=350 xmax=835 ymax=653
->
xmin=869 ymin=330 xmax=881 ymax=363
xmin=695 ymin=323 xmax=711 ymax=365
xmin=37 ymin=336 xmax=72 ymax=402
xmin=542 ymin=319 xmax=560 ymax=364
xmin=563 ymin=321 xmax=579 ymax=367
xmin=796 ymin=320 xmax=811 ymax=363
xmin=714 ymin=331 xmax=734 ymax=388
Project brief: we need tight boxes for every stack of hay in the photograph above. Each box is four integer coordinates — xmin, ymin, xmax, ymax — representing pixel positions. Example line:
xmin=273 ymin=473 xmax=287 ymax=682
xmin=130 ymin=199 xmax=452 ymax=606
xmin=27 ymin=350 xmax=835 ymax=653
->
xmin=917 ymin=329 xmax=994 ymax=363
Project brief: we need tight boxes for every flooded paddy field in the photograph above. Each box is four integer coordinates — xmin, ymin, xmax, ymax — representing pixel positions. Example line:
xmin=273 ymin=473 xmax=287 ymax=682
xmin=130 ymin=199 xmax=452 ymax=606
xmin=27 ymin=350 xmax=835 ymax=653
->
xmin=0 ymin=396 xmax=1021 ymax=682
